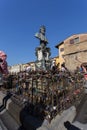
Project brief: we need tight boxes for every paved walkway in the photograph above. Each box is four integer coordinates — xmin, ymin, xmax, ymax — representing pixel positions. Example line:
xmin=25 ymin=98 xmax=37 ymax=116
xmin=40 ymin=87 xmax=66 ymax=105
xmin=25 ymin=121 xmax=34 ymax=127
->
xmin=0 ymin=90 xmax=23 ymax=130
xmin=73 ymin=121 xmax=87 ymax=130
xmin=73 ymin=94 xmax=87 ymax=130
xmin=0 ymin=119 xmax=7 ymax=130
xmin=0 ymin=90 xmax=20 ymax=130
xmin=0 ymin=91 xmax=7 ymax=130
xmin=0 ymin=90 xmax=87 ymax=130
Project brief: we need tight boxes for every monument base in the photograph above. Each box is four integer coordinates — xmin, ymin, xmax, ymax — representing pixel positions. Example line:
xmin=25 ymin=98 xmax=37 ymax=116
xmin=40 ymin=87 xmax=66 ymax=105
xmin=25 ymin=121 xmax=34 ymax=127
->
xmin=35 ymin=60 xmax=51 ymax=71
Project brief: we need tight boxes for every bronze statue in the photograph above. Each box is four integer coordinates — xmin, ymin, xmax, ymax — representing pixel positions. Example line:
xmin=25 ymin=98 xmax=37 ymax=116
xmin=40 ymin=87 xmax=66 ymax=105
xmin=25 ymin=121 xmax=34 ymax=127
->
xmin=35 ymin=25 xmax=48 ymax=45
xmin=35 ymin=25 xmax=51 ymax=70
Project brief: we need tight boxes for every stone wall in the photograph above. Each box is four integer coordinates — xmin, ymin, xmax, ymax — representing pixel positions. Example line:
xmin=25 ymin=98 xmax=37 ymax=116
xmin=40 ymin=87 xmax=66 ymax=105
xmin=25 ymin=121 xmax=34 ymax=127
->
xmin=64 ymin=40 xmax=87 ymax=55
xmin=64 ymin=40 xmax=87 ymax=71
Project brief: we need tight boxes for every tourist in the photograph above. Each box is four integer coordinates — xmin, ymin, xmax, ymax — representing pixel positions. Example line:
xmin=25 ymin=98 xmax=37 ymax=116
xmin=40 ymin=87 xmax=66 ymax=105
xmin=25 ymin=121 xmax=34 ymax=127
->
xmin=61 ymin=62 xmax=68 ymax=72
xmin=81 ymin=65 xmax=87 ymax=73
xmin=79 ymin=65 xmax=84 ymax=73
xmin=83 ymin=66 xmax=87 ymax=94
xmin=51 ymin=60 xmax=56 ymax=71
xmin=26 ymin=64 xmax=32 ymax=73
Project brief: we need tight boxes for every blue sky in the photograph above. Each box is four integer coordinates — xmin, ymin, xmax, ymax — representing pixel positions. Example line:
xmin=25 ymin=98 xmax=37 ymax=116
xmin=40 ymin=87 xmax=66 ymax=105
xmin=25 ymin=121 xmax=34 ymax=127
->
xmin=0 ymin=0 xmax=87 ymax=66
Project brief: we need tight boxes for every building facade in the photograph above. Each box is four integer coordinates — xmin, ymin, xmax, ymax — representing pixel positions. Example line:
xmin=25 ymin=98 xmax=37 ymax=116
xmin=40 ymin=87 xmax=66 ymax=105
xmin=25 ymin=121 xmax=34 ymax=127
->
xmin=55 ymin=41 xmax=65 ymax=68
xmin=56 ymin=33 xmax=87 ymax=71
xmin=9 ymin=62 xmax=35 ymax=74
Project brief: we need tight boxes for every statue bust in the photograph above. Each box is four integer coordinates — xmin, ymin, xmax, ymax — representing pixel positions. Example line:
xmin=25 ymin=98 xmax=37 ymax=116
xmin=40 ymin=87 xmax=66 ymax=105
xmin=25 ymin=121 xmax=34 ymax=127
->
xmin=35 ymin=25 xmax=48 ymax=44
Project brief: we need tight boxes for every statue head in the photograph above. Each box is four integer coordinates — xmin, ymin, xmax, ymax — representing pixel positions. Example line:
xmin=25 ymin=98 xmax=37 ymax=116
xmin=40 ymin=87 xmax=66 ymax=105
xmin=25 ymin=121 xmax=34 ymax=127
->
xmin=35 ymin=25 xmax=48 ymax=44
xmin=39 ymin=25 xmax=46 ymax=35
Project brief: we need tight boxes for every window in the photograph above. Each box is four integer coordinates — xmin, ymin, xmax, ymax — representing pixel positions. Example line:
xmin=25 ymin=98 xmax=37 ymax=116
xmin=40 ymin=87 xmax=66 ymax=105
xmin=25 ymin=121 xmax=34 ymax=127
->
xmin=60 ymin=48 xmax=64 ymax=52
xmin=74 ymin=37 xmax=79 ymax=43
xmin=70 ymin=39 xmax=74 ymax=44
xmin=70 ymin=37 xmax=79 ymax=44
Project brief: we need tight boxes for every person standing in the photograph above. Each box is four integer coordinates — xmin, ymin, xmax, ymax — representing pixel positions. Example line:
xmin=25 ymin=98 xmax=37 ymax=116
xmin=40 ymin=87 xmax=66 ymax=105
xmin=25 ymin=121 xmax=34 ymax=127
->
xmin=0 ymin=51 xmax=8 ymax=88
xmin=26 ymin=64 xmax=32 ymax=73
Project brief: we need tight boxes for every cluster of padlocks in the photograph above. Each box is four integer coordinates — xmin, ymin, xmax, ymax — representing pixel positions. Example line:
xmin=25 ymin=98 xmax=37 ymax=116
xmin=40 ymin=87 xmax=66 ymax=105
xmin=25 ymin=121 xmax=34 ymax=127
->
xmin=2 ymin=69 xmax=85 ymax=121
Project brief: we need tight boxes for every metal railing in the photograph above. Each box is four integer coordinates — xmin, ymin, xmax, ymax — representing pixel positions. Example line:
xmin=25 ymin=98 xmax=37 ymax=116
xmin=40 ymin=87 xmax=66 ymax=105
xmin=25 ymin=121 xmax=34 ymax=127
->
xmin=3 ymin=70 xmax=85 ymax=121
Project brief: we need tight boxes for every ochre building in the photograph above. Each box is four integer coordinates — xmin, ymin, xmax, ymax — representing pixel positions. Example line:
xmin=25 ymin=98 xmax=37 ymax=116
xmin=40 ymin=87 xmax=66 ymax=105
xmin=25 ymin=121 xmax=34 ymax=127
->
xmin=55 ymin=33 xmax=87 ymax=71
